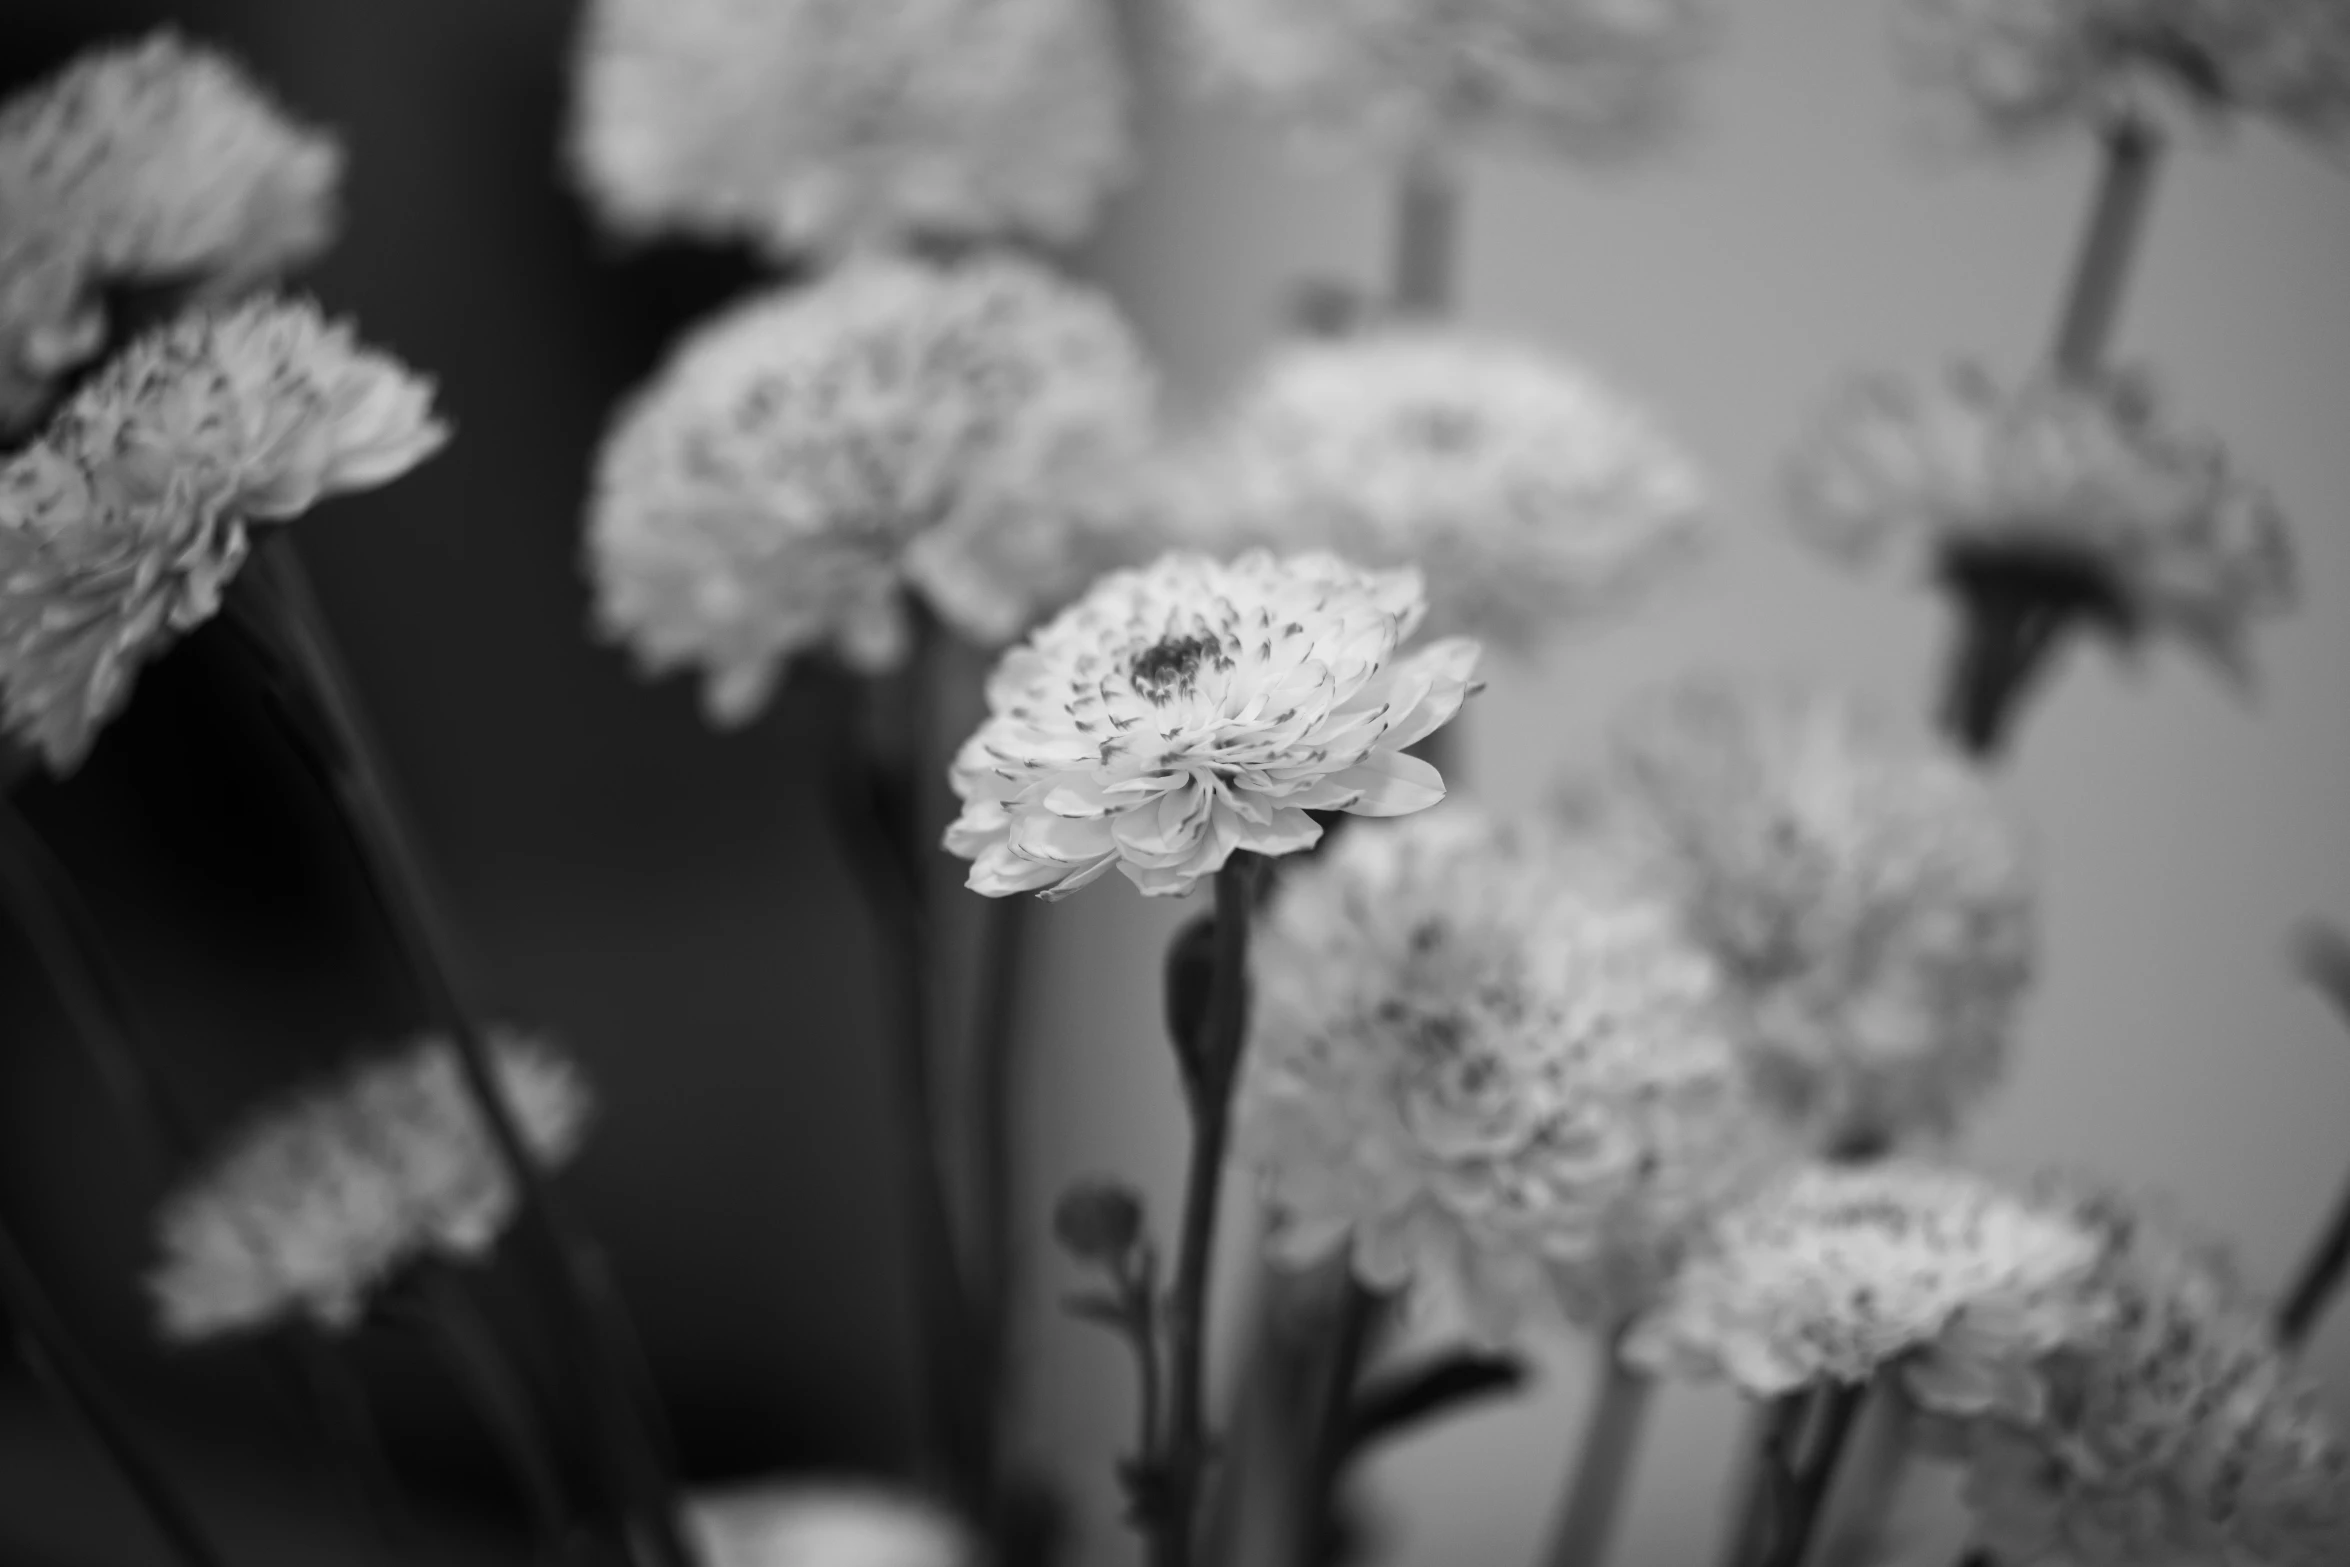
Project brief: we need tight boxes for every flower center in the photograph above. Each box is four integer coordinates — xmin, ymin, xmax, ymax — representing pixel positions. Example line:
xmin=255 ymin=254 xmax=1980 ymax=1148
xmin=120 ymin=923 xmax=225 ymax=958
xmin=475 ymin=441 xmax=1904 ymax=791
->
xmin=1128 ymin=632 xmax=1227 ymax=704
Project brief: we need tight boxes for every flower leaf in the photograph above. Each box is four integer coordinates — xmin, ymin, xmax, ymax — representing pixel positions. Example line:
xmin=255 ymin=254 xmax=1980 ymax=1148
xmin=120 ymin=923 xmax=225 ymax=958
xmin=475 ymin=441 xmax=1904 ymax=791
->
xmin=1340 ymin=1348 xmax=1530 ymax=1461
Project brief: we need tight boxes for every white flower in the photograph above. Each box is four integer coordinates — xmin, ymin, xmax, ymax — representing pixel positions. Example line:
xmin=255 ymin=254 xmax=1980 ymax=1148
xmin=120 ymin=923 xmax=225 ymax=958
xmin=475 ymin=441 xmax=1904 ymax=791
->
xmin=1786 ymin=364 xmax=2294 ymax=683
xmin=943 ymin=550 xmax=1479 ymax=899
xmin=1176 ymin=0 xmax=1717 ymax=163
xmin=1237 ymin=805 xmax=1786 ymax=1338
xmin=568 ymin=0 xmax=1132 ymax=259
xmin=150 ymin=1032 xmax=592 ymax=1340
xmin=1898 ymin=0 xmax=2350 ymax=146
xmin=586 ymin=253 xmax=1157 ymax=726
xmin=0 ymin=296 xmax=447 ymax=772
xmin=687 ymin=1481 xmax=971 ymax=1567
xmin=1174 ymin=329 xmax=1706 ymax=654
xmin=1624 ymin=1162 xmax=2108 ymax=1409
xmin=0 ymin=30 xmax=342 ymax=430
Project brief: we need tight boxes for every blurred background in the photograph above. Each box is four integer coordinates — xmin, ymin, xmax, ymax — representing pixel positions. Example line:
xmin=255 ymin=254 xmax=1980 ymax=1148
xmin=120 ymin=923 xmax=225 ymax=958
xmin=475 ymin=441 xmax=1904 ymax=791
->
xmin=1 ymin=2 xmax=2346 ymax=1565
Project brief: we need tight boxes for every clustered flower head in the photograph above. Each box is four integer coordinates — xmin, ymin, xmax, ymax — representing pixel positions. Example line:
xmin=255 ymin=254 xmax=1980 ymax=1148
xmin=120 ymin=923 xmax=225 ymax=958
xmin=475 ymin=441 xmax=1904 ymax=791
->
xmin=1898 ymin=0 xmax=2350 ymax=147
xmin=1174 ymin=328 xmax=1707 ymax=655
xmin=687 ymin=1481 xmax=972 ymax=1567
xmin=943 ymin=550 xmax=1480 ymax=899
xmin=0 ymin=30 xmax=342 ymax=432
xmin=0 ymin=295 xmax=447 ymax=772
xmin=1176 ymin=0 xmax=1718 ymax=164
xmin=1623 ymin=1162 xmax=2108 ymax=1412
xmin=150 ymin=1032 xmax=593 ymax=1340
xmin=568 ymin=0 xmax=1133 ymax=259
xmin=1786 ymin=364 xmax=2295 ymax=686
xmin=586 ymin=253 xmax=1158 ymax=726
xmin=1580 ymin=673 xmax=2037 ymax=1154
xmin=1937 ymin=1183 xmax=2350 ymax=1565
xmin=1237 ymin=805 xmax=1788 ymax=1339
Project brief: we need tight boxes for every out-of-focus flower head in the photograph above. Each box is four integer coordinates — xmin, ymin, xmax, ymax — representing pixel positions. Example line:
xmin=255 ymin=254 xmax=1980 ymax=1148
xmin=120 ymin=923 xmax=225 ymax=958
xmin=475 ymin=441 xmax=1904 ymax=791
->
xmin=0 ymin=30 xmax=342 ymax=432
xmin=1176 ymin=0 xmax=1718 ymax=164
xmin=688 ymin=1480 xmax=972 ymax=1567
xmin=587 ymin=253 xmax=1158 ymax=726
xmin=1172 ymin=328 xmax=1707 ymax=654
xmin=1578 ymin=673 xmax=2037 ymax=1154
xmin=1787 ymin=363 xmax=2295 ymax=685
xmin=568 ymin=0 xmax=1133 ymax=259
xmin=150 ymin=1032 xmax=592 ymax=1340
xmin=1899 ymin=0 xmax=2350 ymax=148
xmin=943 ymin=550 xmax=1479 ymax=899
xmin=1237 ymin=805 xmax=1787 ymax=1339
xmin=0 ymin=296 xmax=446 ymax=773
xmin=1624 ymin=1162 xmax=2107 ymax=1410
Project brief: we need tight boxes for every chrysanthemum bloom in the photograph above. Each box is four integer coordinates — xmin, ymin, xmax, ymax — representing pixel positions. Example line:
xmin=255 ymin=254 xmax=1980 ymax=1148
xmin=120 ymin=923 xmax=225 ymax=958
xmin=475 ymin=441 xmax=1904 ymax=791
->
xmin=1584 ymin=674 xmax=2037 ymax=1154
xmin=0 ymin=30 xmax=342 ymax=431
xmin=586 ymin=254 xmax=1157 ymax=726
xmin=1176 ymin=329 xmax=1706 ymax=654
xmin=1236 ymin=806 xmax=1786 ymax=1338
xmin=151 ymin=1032 xmax=592 ymax=1340
xmin=1624 ymin=1163 xmax=2107 ymax=1413
xmin=943 ymin=551 xmax=1480 ymax=899
xmin=1787 ymin=364 xmax=2295 ymax=685
xmin=688 ymin=1481 xmax=971 ymax=1567
xmin=1176 ymin=0 xmax=1717 ymax=163
xmin=1899 ymin=0 xmax=2350 ymax=147
xmin=568 ymin=0 xmax=1132 ymax=259
xmin=0 ymin=296 xmax=446 ymax=772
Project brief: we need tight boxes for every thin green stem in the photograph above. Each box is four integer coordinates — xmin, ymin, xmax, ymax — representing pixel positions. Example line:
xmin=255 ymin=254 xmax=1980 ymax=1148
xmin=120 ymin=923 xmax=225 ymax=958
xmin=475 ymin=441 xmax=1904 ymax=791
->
xmin=1391 ymin=147 xmax=1462 ymax=321
xmin=1302 ymin=1277 xmax=1385 ymax=1567
xmin=419 ymin=1266 xmax=580 ymax=1563
xmin=1537 ymin=1341 xmax=1655 ymax=1567
xmin=1754 ymin=1383 xmax=1867 ymax=1567
xmin=2050 ymin=116 xmax=2165 ymax=379
xmin=973 ymin=890 xmax=1033 ymax=1485
xmin=2279 ymin=923 xmax=2350 ymax=1350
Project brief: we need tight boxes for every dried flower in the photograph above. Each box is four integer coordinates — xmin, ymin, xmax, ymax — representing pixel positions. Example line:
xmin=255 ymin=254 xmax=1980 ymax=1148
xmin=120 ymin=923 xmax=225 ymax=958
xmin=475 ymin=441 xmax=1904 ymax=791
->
xmin=0 ymin=296 xmax=446 ymax=772
xmin=151 ymin=1033 xmax=591 ymax=1340
xmin=1237 ymin=805 xmax=1785 ymax=1338
xmin=1786 ymin=364 xmax=2295 ymax=684
xmin=1583 ymin=675 xmax=2037 ymax=1154
xmin=586 ymin=253 xmax=1157 ymax=725
xmin=0 ymin=30 xmax=342 ymax=431
xmin=1623 ymin=1162 xmax=2108 ymax=1408
xmin=568 ymin=0 xmax=1132 ymax=259
xmin=687 ymin=1481 xmax=971 ymax=1567
xmin=944 ymin=550 xmax=1479 ymax=899
xmin=1175 ymin=329 xmax=1706 ymax=654
xmin=1899 ymin=0 xmax=2350 ymax=147
xmin=1175 ymin=0 xmax=1717 ymax=164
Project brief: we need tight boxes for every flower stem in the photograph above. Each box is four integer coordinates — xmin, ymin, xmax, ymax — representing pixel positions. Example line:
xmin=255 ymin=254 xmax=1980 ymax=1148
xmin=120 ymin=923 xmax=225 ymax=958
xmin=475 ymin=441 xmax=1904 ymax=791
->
xmin=1391 ymin=146 xmax=1462 ymax=321
xmin=1936 ymin=588 xmax=2071 ymax=761
xmin=419 ymin=1266 xmax=581 ymax=1564
xmin=1537 ymin=1339 xmax=1654 ymax=1567
xmin=1300 ymin=1276 xmax=1386 ymax=1566
xmin=0 ymin=1211 xmax=231 ymax=1567
xmin=235 ymin=545 xmax=691 ymax=1567
xmin=1754 ymin=1383 xmax=1867 ymax=1567
xmin=1150 ymin=853 xmax=1261 ymax=1567
xmin=2049 ymin=116 xmax=2165 ymax=380
xmin=973 ymin=890 xmax=1033 ymax=1468
xmin=1716 ymin=1395 xmax=1801 ymax=1567
xmin=2279 ymin=923 xmax=2350 ymax=1349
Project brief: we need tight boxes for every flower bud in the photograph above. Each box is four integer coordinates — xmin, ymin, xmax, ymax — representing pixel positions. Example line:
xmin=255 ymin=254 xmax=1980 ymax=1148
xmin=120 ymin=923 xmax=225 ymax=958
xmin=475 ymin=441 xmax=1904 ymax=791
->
xmin=1053 ymin=1179 xmax=1145 ymax=1265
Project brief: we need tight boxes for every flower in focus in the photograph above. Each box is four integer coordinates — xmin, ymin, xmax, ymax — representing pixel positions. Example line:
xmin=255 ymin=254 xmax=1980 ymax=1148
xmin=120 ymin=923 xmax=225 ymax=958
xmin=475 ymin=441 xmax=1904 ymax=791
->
xmin=586 ymin=253 xmax=1157 ymax=726
xmin=688 ymin=1481 xmax=971 ymax=1567
xmin=1577 ymin=673 xmax=2037 ymax=1155
xmin=1173 ymin=328 xmax=1707 ymax=654
xmin=1898 ymin=0 xmax=2350 ymax=147
xmin=1623 ymin=1162 xmax=2108 ymax=1408
xmin=1176 ymin=0 xmax=1718 ymax=164
xmin=568 ymin=0 xmax=1132 ymax=259
xmin=150 ymin=1032 xmax=592 ymax=1340
xmin=0 ymin=30 xmax=343 ymax=431
xmin=1237 ymin=805 xmax=1787 ymax=1338
xmin=944 ymin=551 xmax=1479 ymax=899
xmin=1786 ymin=364 xmax=2295 ymax=684
xmin=0 ymin=296 xmax=447 ymax=772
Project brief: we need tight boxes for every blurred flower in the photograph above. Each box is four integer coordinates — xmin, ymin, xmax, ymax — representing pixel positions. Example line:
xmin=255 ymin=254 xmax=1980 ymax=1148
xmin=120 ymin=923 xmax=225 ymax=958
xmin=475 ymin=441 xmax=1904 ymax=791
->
xmin=568 ymin=0 xmax=1132 ymax=259
xmin=0 ymin=296 xmax=446 ymax=772
xmin=586 ymin=253 xmax=1157 ymax=725
xmin=687 ymin=1481 xmax=971 ymax=1567
xmin=151 ymin=1033 xmax=591 ymax=1340
xmin=1174 ymin=328 xmax=1707 ymax=654
xmin=0 ymin=30 xmax=342 ymax=431
xmin=1237 ymin=805 xmax=1786 ymax=1339
xmin=1898 ymin=0 xmax=2350 ymax=146
xmin=1175 ymin=0 xmax=1717 ymax=164
xmin=1581 ymin=674 xmax=2037 ymax=1154
xmin=1786 ymin=364 xmax=2294 ymax=684
xmin=943 ymin=550 xmax=1479 ymax=898
xmin=1623 ymin=1162 xmax=2107 ymax=1409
